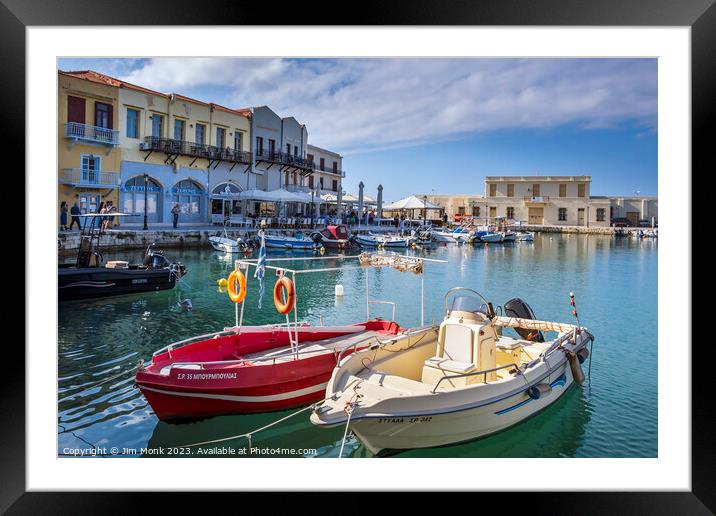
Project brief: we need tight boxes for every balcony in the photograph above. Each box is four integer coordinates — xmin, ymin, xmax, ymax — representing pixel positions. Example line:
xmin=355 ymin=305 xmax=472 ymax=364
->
xmin=255 ymin=151 xmax=315 ymax=175
xmin=60 ymin=168 xmax=121 ymax=189
xmin=141 ymin=137 xmax=253 ymax=168
xmin=523 ymin=196 xmax=550 ymax=205
xmin=65 ymin=122 xmax=119 ymax=146
xmin=316 ymin=166 xmax=346 ymax=178
xmin=285 ymin=184 xmax=312 ymax=193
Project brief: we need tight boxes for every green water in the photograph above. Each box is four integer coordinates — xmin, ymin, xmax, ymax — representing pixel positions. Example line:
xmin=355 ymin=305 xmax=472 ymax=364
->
xmin=58 ymin=234 xmax=658 ymax=458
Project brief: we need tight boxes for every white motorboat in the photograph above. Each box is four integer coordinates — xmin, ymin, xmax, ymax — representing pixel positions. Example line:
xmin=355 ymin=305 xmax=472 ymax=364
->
xmin=264 ymin=231 xmax=322 ymax=250
xmin=501 ymin=231 xmax=516 ymax=242
xmin=479 ymin=232 xmax=504 ymax=243
xmin=311 ymin=288 xmax=594 ymax=455
xmin=432 ymin=230 xmax=458 ymax=243
xmin=355 ymin=233 xmax=411 ymax=248
xmin=209 ymin=225 xmax=255 ymax=254
xmin=516 ymin=232 xmax=535 ymax=242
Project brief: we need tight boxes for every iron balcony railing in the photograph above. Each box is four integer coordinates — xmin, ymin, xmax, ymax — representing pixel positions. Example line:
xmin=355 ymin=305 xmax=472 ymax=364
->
xmin=64 ymin=122 xmax=120 ymax=146
xmin=523 ymin=196 xmax=551 ymax=202
xmin=317 ymin=166 xmax=346 ymax=178
xmin=255 ymin=150 xmax=315 ymax=172
xmin=285 ymin=184 xmax=312 ymax=193
xmin=60 ymin=168 xmax=121 ymax=188
xmin=142 ymin=136 xmax=253 ymax=164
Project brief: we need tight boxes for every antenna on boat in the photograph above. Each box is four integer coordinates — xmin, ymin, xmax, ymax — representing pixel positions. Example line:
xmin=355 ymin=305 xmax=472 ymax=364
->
xmin=569 ymin=291 xmax=581 ymax=329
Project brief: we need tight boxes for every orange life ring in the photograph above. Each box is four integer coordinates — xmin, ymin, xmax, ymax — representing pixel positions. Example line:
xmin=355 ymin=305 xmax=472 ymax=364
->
xmin=273 ymin=276 xmax=296 ymax=314
xmin=227 ymin=270 xmax=247 ymax=304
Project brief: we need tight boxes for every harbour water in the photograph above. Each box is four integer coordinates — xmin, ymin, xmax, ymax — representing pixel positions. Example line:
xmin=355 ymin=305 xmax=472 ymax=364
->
xmin=58 ymin=234 xmax=657 ymax=458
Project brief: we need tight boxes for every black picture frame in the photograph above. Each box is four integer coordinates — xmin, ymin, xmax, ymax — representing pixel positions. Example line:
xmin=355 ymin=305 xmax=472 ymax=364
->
xmin=5 ymin=0 xmax=709 ymax=512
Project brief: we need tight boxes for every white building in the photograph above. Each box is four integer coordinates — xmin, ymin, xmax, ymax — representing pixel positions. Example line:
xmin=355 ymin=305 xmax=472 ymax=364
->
xmin=422 ymin=175 xmax=657 ymax=228
xmin=306 ymin=144 xmax=344 ymax=194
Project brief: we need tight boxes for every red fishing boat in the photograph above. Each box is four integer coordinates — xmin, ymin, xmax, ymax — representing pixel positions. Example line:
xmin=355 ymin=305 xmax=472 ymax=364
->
xmin=135 ymin=252 xmax=442 ymax=421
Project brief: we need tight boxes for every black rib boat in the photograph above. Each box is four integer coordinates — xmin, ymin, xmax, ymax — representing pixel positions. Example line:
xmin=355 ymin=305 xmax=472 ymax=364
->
xmin=58 ymin=214 xmax=187 ymax=302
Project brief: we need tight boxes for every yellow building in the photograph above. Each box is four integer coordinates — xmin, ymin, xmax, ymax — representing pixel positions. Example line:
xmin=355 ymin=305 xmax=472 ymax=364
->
xmin=58 ymin=71 xmax=121 ymax=227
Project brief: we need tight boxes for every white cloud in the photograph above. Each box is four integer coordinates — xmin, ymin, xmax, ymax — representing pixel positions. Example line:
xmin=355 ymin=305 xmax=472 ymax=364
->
xmin=119 ymin=58 xmax=657 ymax=155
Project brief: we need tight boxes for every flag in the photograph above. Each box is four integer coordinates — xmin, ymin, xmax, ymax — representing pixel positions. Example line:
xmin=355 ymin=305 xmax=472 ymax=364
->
xmin=254 ymin=229 xmax=267 ymax=308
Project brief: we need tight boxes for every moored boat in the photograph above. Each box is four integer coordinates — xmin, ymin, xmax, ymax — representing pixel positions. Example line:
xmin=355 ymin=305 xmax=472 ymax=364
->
xmin=355 ymin=233 xmax=411 ymax=248
xmin=516 ymin=231 xmax=535 ymax=242
xmin=310 ymin=224 xmax=353 ymax=249
xmin=311 ymin=288 xmax=594 ymax=455
xmin=59 ymin=214 xmax=187 ymax=301
xmin=264 ymin=231 xmax=323 ymax=251
xmin=135 ymin=251 xmax=445 ymax=421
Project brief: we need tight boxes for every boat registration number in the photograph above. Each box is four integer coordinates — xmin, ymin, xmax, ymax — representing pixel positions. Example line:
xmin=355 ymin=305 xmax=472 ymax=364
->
xmin=377 ymin=416 xmax=432 ymax=424
xmin=132 ymin=279 xmax=148 ymax=284
xmin=176 ymin=372 xmax=238 ymax=380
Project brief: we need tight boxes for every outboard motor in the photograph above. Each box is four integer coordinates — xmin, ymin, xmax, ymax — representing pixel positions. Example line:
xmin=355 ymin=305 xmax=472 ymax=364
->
xmin=504 ymin=298 xmax=544 ymax=342
xmin=143 ymin=248 xmax=171 ymax=269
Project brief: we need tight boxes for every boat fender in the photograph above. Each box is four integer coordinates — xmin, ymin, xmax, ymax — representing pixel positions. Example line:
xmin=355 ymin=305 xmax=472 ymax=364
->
xmin=274 ymin=276 xmax=296 ymax=314
xmin=227 ymin=270 xmax=247 ymax=304
xmin=566 ymin=350 xmax=585 ymax=385
xmin=217 ymin=278 xmax=228 ymax=287
xmin=576 ymin=347 xmax=590 ymax=364
xmin=320 ymin=246 xmax=326 ymax=255
xmin=528 ymin=383 xmax=552 ymax=399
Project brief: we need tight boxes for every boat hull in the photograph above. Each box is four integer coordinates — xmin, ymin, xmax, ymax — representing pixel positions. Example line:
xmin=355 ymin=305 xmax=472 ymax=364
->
xmin=264 ymin=237 xmax=317 ymax=250
xmin=349 ymin=365 xmax=572 ymax=455
xmin=58 ymin=266 xmax=178 ymax=301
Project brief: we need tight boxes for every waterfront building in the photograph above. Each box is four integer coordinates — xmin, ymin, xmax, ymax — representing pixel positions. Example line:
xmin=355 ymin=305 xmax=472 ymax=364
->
xmin=58 ymin=71 xmax=345 ymax=226
xmin=422 ymin=175 xmax=657 ymax=227
xmin=58 ymin=71 xmax=121 ymax=220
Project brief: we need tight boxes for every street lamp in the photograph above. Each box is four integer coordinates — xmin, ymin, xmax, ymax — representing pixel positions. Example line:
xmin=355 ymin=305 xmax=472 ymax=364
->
xmin=143 ymin=173 xmax=149 ymax=231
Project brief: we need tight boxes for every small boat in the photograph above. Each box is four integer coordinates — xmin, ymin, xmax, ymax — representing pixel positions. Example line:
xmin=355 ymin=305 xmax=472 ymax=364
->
xmin=209 ymin=226 xmax=256 ymax=255
xmin=479 ymin=232 xmax=504 ymax=243
xmin=58 ymin=214 xmax=187 ymax=302
xmin=516 ymin=232 xmax=535 ymax=242
xmin=311 ymin=289 xmax=594 ymax=455
xmin=311 ymin=224 xmax=353 ymax=249
xmin=135 ymin=251 xmax=445 ymax=420
xmin=355 ymin=233 xmax=411 ymax=248
xmin=264 ymin=232 xmax=323 ymax=250
xmin=501 ymin=231 xmax=516 ymax=242
xmin=431 ymin=230 xmax=458 ymax=243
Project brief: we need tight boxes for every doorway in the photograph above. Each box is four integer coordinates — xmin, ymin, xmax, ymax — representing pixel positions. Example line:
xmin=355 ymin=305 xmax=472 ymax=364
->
xmin=528 ymin=207 xmax=544 ymax=225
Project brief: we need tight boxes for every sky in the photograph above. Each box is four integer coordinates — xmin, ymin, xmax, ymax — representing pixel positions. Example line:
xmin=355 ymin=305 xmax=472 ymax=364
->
xmin=58 ymin=57 xmax=658 ymax=201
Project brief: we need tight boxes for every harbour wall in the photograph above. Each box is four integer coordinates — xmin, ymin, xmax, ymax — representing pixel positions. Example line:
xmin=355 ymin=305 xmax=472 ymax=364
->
xmin=506 ymin=224 xmax=621 ymax=235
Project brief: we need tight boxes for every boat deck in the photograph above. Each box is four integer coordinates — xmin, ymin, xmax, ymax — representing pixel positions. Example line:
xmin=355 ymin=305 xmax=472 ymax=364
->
xmin=241 ymin=330 xmax=385 ymax=365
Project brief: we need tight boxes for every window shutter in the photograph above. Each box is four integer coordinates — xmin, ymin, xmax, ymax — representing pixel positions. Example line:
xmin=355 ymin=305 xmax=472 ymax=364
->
xmin=67 ymin=96 xmax=85 ymax=124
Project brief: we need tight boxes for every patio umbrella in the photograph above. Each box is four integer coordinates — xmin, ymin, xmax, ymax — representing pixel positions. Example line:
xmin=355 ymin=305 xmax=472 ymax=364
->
xmin=377 ymin=184 xmax=383 ymax=220
xmin=357 ymin=182 xmax=364 ymax=225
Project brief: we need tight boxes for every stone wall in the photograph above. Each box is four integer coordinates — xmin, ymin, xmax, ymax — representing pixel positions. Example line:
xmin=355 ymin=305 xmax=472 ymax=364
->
xmin=507 ymin=224 xmax=618 ymax=235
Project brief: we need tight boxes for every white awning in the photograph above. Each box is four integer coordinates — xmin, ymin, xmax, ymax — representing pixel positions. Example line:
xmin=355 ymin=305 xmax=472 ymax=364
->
xmin=383 ymin=195 xmax=441 ymax=211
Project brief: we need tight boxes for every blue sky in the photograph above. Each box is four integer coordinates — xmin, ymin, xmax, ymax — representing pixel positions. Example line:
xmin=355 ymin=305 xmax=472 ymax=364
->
xmin=58 ymin=57 xmax=657 ymax=201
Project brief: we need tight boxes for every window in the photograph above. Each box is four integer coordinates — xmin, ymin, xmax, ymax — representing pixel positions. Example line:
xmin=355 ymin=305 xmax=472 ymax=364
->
xmin=458 ymin=206 xmax=466 ymax=215
xmin=472 ymin=206 xmax=480 ymax=217
xmin=596 ymin=208 xmax=605 ymax=222
xmin=286 ymin=143 xmax=291 ymax=155
xmin=532 ymin=184 xmax=540 ymax=197
xmin=174 ymin=119 xmax=185 ymax=141
xmin=151 ymin=114 xmax=163 ymax=138
xmin=80 ymin=154 xmax=101 ymax=183
xmin=578 ymin=183 xmax=586 ymax=197
xmin=256 ymin=136 xmax=264 ymax=155
xmin=308 ymin=175 xmax=314 ymax=188
xmin=332 ymin=161 xmax=338 ymax=173
xmin=489 ymin=184 xmax=496 ymax=197
xmin=95 ymin=102 xmax=112 ymax=129
xmin=332 ymin=180 xmax=338 ymax=191
xmin=285 ymin=171 xmax=289 ymax=186
xmin=320 ymin=158 xmax=325 ymax=170
xmin=196 ymin=123 xmax=206 ymax=145
xmin=559 ymin=184 xmax=567 ymax=197
xmin=506 ymin=207 xmax=515 ymax=219
xmin=307 ymin=153 xmax=314 ymax=164
xmin=234 ymin=132 xmax=242 ymax=151
xmin=507 ymin=184 xmax=514 ymax=197
xmin=294 ymin=146 xmax=299 ymax=157
xmin=558 ymin=208 xmax=567 ymax=221
xmin=126 ymin=108 xmax=139 ymax=138
xmin=319 ymin=177 xmax=324 ymax=189
xmin=216 ymin=127 xmax=226 ymax=148
xmin=268 ymin=139 xmax=276 ymax=155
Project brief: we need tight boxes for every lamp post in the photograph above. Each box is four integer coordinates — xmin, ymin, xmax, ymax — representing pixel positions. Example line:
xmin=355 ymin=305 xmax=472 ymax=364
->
xmin=143 ymin=173 xmax=149 ymax=231
xmin=423 ymin=195 xmax=427 ymax=225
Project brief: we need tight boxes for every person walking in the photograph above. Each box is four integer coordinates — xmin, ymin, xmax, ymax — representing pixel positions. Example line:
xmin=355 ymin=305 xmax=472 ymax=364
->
xmin=171 ymin=203 xmax=181 ymax=229
xmin=98 ymin=202 xmax=107 ymax=230
xmin=59 ymin=201 xmax=68 ymax=231
xmin=69 ymin=202 xmax=81 ymax=230
xmin=106 ymin=201 xmax=116 ymax=229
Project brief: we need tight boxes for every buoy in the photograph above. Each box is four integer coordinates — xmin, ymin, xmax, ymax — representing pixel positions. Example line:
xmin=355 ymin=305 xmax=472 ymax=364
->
xmin=527 ymin=383 xmax=552 ymax=400
xmin=577 ymin=347 xmax=590 ymax=364
xmin=320 ymin=246 xmax=326 ymax=255
xmin=335 ymin=284 xmax=344 ymax=297
xmin=217 ymin=278 xmax=228 ymax=287
xmin=566 ymin=350 xmax=585 ymax=385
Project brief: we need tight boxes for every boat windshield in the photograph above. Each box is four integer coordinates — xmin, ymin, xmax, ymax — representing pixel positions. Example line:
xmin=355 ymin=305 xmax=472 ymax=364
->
xmin=449 ymin=295 xmax=490 ymax=316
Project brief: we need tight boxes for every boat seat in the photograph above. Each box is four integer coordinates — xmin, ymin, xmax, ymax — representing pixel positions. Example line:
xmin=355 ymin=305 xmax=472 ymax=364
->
xmin=423 ymin=356 xmax=475 ymax=374
xmin=495 ymin=336 xmax=526 ymax=350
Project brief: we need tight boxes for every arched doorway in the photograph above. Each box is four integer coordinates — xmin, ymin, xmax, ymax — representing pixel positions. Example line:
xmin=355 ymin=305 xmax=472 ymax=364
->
xmin=210 ymin=182 xmax=243 ymax=224
xmin=122 ymin=175 xmax=163 ymax=223
xmin=171 ymin=179 xmax=206 ymax=224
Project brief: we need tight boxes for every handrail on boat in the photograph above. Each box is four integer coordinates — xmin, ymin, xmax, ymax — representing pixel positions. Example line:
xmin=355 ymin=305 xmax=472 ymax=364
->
xmin=430 ymin=362 xmax=523 ymax=393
